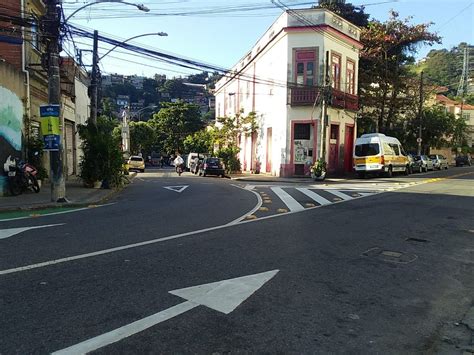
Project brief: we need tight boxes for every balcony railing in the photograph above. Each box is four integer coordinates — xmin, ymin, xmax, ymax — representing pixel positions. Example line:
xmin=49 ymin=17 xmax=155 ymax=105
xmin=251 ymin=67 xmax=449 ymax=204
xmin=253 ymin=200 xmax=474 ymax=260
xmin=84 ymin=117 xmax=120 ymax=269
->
xmin=331 ymin=88 xmax=359 ymax=111
xmin=289 ymin=86 xmax=359 ymax=111
xmin=289 ymin=86 xmax=322 ymax=106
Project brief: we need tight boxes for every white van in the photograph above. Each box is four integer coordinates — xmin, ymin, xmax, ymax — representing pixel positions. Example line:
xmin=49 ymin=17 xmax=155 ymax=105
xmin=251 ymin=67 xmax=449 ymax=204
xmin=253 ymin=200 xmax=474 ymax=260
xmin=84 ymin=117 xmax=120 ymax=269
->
xmin=186 ymin=153 xmax=208 ymax=172
xmin=353 ymin=133 xmax=409 ymax=178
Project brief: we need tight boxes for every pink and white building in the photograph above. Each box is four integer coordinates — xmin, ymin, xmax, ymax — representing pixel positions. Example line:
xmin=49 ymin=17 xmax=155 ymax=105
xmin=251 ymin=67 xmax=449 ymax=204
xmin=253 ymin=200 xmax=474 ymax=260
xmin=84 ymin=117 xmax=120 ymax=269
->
xmin=214 ymin=7 xmax=362 ymax=176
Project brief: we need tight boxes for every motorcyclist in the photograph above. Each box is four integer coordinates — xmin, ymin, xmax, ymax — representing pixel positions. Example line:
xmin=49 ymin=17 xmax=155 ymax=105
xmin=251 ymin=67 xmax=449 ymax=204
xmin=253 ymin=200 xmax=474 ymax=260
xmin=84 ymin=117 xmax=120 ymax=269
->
xmin=174 ymin=153 xmax=184 ymax=175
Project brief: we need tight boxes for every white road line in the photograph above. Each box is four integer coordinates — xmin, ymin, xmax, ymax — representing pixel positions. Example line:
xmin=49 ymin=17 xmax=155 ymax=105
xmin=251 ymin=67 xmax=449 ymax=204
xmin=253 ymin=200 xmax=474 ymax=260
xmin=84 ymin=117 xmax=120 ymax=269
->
xmin=0 ymin=203 xmax=116 ymax=223
xmin=227 ymin=185 xmax=262 ymax=225
xmin=324 ymin=190 xmax=353 ymax=201
xmin=0 ymin=185 xmax=387 ymax=276
xmin=296 ymin=188 xmax=332 ymax=206
xmin=270 ymin=187 xmax=305 ymax=212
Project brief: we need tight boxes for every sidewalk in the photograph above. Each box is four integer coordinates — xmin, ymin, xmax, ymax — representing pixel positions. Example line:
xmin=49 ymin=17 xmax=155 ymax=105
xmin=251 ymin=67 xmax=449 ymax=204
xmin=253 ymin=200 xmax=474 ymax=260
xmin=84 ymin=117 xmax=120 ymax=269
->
xmin=0 ymin=174 xmax=134 ymax=212
xmin=229 ymin=171 xmax=354 ymax=184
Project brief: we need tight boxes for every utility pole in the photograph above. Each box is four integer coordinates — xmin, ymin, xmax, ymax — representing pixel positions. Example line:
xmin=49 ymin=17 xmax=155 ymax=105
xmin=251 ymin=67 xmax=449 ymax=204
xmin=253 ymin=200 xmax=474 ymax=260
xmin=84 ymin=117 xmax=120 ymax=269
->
xmin=46 ymin=0 xmax=66 ymax=202
xmin=320 ymin=50 xmax=330 ymax=163
xmin=457 ymin=46 xmax=469 ymax=98
xmin=417 ymin=71 xmax=424 ymax=156
xmin=90 ymin=30 xmax=99 ymax=125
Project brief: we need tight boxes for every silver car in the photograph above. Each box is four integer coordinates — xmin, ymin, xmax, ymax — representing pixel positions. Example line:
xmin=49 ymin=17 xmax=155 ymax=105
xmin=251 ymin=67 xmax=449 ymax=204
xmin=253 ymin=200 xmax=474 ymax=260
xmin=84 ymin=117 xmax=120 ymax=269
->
xmin=429 ymin=154 xmax=449 ymax=170
xmin=414 ymin=155 xmax=433 ymax=172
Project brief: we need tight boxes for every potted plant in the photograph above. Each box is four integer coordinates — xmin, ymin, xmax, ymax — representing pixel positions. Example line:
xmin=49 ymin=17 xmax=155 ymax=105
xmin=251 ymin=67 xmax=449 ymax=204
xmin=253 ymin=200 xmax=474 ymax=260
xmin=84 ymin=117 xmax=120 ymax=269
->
xmin=311 ymin=158 xmax=327 ymax=181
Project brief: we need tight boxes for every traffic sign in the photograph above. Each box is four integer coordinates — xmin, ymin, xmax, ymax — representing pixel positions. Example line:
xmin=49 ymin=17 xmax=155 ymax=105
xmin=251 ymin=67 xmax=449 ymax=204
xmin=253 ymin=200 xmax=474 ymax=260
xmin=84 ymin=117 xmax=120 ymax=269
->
xmin=416 ymin=138 xmax=422 ymax=143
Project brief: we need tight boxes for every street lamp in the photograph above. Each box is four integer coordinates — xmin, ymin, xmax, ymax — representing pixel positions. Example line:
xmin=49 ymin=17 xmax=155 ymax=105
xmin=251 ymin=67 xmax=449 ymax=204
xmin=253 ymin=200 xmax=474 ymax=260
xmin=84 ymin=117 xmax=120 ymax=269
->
xmin=135 ymin=105 xmax=158 ymax=121
xmin=64 ymin=0 xmax=149 ymax=24
xmin=99 ymin=32 xmax=168 ymax=60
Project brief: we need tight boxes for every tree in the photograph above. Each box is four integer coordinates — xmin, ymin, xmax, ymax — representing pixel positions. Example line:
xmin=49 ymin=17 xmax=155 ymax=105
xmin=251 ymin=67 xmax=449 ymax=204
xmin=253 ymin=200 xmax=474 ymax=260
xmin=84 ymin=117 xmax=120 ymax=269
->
xmin=417 ymin=43 xmax=470 ymax=96
xmin=358 ymin=11 xmax=441 ymax=133
xmin=78 ymin=117 xmax=124 ymax=187
xmin=183 ymin=129 xmax=215 ymax=153
xmin=402 ymin=105 xmax=456 ymax=153
xmin=317 ymin=0 xmax=369 ymax=27
xmin=149 ymin=101 xmax=203 ymax=154
xmin=129 ymin=121 xmax=155 ymax=156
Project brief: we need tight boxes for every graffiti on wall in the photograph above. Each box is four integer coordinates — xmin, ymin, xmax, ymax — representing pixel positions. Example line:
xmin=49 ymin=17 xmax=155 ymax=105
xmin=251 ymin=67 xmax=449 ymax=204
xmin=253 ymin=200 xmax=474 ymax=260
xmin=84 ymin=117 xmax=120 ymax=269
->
xmin=0 ymin=86 xmax=23 ymax=195
xmin=0 ymin=86 xmax=23 ymax=151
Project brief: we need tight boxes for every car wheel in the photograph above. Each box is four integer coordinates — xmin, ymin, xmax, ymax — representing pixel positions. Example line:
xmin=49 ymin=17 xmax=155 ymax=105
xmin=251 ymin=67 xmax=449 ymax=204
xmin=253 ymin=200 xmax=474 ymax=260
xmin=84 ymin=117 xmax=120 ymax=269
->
xmin=418 ymin=166 xmax=422 ymax=173
xmin=202 ymin=172 xmax=206 ymax=177
xmin=357 ymin=172 xmax=365 ymax=179
xmin=404 ymin=165 xmax=410 ymax=175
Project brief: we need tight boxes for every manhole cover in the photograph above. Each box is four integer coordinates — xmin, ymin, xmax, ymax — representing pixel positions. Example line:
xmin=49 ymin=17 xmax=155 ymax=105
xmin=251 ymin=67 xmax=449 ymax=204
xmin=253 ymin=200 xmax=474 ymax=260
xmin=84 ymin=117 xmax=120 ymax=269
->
xmin=362 ymin=247 xmax=417 ymax=264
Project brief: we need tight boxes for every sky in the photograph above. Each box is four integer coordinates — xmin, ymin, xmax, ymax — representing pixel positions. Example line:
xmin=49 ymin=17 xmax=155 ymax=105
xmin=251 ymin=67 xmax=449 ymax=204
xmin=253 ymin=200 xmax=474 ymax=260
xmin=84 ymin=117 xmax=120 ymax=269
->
xmin=62 ymin=0 xmax=474 ymax=78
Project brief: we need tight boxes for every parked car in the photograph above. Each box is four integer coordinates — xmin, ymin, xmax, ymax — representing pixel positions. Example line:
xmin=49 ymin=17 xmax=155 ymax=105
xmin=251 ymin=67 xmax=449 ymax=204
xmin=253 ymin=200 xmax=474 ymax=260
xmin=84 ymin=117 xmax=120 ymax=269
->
xmin=127 ymin=156 xmax=145 ymax=172
xmin=413 ymin=155 xmax=433 ymax=172
xmin=429 ymin=154 xmax=449 ymax=170
xmin=199 ymin=157 xmax=225 ymax=177
xmin=455 ymin=155 xmax=472 ymax=167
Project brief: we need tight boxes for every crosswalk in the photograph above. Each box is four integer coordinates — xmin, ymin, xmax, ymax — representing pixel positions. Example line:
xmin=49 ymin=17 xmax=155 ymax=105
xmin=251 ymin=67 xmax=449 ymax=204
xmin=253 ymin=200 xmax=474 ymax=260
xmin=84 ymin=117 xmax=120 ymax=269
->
xmin=240 ymin=181 xmax=417 ymax=220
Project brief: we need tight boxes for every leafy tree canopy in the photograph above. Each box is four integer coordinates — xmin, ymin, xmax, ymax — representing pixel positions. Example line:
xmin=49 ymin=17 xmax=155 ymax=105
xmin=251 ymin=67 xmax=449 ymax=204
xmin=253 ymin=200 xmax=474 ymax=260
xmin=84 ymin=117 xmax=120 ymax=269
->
xmin=149 ymin=101 xmax=204 ymax=154
xmin=316 ymin=0 xmax=369 ymax=27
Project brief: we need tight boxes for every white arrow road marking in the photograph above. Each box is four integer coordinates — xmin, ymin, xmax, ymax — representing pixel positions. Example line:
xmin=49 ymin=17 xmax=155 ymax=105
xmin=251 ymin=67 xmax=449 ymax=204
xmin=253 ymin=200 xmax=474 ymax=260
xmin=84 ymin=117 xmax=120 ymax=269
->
xmin=52 ymin=270 xmax=279 ymax=355
xmin=0 ymin=224 xmax=64 ymax=240
xmin=163 ymin=185 xmax=189 ymax=193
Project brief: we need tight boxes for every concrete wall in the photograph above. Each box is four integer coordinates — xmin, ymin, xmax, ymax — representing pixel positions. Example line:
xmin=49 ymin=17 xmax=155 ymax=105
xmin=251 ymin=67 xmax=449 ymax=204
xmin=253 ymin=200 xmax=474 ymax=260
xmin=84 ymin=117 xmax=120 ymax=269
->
xmin=0 ymin=62 xmax=26 ymax=195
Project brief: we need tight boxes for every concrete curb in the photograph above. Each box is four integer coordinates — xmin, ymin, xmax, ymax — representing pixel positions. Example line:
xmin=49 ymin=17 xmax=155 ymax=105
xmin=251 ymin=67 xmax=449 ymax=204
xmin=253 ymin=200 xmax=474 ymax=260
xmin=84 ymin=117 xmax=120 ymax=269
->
xmin=230 ymin=176 xmax=352 ymax=184
xmin=0 ymin=172 xmax=137 ymax=213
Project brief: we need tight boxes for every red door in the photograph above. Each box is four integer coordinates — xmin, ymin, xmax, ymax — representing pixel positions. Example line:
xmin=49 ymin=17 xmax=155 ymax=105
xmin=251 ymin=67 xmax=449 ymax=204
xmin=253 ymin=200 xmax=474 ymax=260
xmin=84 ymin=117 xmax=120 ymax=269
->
xmin=344 ymin=125 xmax=354 ymax=172
xmin=266 ymin=128 xmax=272 ymax=172
xmin=328 ymin=124 xmax=339 ymax=172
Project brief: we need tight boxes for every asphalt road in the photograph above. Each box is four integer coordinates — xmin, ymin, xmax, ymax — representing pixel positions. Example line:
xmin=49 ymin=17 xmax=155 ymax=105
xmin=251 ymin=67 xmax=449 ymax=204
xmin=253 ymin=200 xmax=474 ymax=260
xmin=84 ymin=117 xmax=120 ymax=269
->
xmin=0 ymin=166 xmax=473 ymax=354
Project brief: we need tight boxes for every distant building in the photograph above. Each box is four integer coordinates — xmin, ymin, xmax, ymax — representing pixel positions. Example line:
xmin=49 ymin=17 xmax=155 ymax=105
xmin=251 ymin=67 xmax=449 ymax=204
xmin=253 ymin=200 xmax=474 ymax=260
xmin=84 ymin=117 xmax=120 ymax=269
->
xmin=127 ymin=75 xmax=145 ymax=90
xmin=116 ymin=95 xmax=130 ymax=109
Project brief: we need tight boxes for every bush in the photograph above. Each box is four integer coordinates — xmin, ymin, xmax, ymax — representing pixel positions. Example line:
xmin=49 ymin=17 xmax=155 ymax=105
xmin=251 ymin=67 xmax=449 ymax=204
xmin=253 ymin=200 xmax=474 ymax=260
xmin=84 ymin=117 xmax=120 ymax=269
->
xmin=217 ymin=145 xmax=241 ymax=173
xmin=78 ymin=117 xmax=124 ymax=187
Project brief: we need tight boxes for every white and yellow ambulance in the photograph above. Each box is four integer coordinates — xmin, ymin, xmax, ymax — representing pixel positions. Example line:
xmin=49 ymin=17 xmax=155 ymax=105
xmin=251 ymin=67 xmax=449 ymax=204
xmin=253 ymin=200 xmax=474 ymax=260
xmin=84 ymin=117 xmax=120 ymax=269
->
xmin=353 ymin=133 xmax=409 ymax=178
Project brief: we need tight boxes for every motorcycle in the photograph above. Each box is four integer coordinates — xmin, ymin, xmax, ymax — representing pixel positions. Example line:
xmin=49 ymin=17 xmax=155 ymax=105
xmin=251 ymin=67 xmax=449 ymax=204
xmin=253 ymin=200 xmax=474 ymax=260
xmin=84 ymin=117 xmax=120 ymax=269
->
xmin=3 ymin=156 xmax=40 ymax=196
xmin=176 ymin=163 xmax=184 ymax=176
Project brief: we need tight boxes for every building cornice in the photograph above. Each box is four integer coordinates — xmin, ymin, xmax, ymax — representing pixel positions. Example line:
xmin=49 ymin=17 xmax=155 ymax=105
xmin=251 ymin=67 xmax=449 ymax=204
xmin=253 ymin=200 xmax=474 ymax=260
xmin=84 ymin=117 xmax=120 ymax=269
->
xmin=283 ymin=25 xmax=363 ymax=50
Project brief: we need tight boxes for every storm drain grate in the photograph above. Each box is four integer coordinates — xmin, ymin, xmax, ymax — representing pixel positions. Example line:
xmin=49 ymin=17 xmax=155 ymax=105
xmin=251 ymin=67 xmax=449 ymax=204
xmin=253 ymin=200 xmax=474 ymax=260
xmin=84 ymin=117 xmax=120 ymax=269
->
xmin=405 ymin=237 xmax=430 ymax=243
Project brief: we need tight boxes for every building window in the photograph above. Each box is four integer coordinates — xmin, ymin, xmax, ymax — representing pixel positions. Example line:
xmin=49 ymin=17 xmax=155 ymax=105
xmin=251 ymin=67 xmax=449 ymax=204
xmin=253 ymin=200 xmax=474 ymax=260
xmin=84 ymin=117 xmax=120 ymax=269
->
xmin=294 ymin=123 xmax=310 ymax=140
xmin=31 ymin=17 xmax=39 ymax=50
xmin=295 ymin=50 xmax=317 ymax=86
xmin=346 ymin=59 xmax=355 ymax=95
xmin=331 ymin=53 xmax=341 ymax=90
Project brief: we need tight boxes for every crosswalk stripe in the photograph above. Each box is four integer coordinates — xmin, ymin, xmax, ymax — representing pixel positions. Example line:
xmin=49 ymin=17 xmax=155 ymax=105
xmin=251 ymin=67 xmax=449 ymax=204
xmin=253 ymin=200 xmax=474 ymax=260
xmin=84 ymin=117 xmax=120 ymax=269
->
xmin=296 ymin=188 xmax=332 ymax=206
xmin=324 ymin=190 xmax=353 ymax=201
xmin=357 ymin=192 xmax=378 ymax=197
xmin=270 ymin=187 xmax=305 ymax=212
